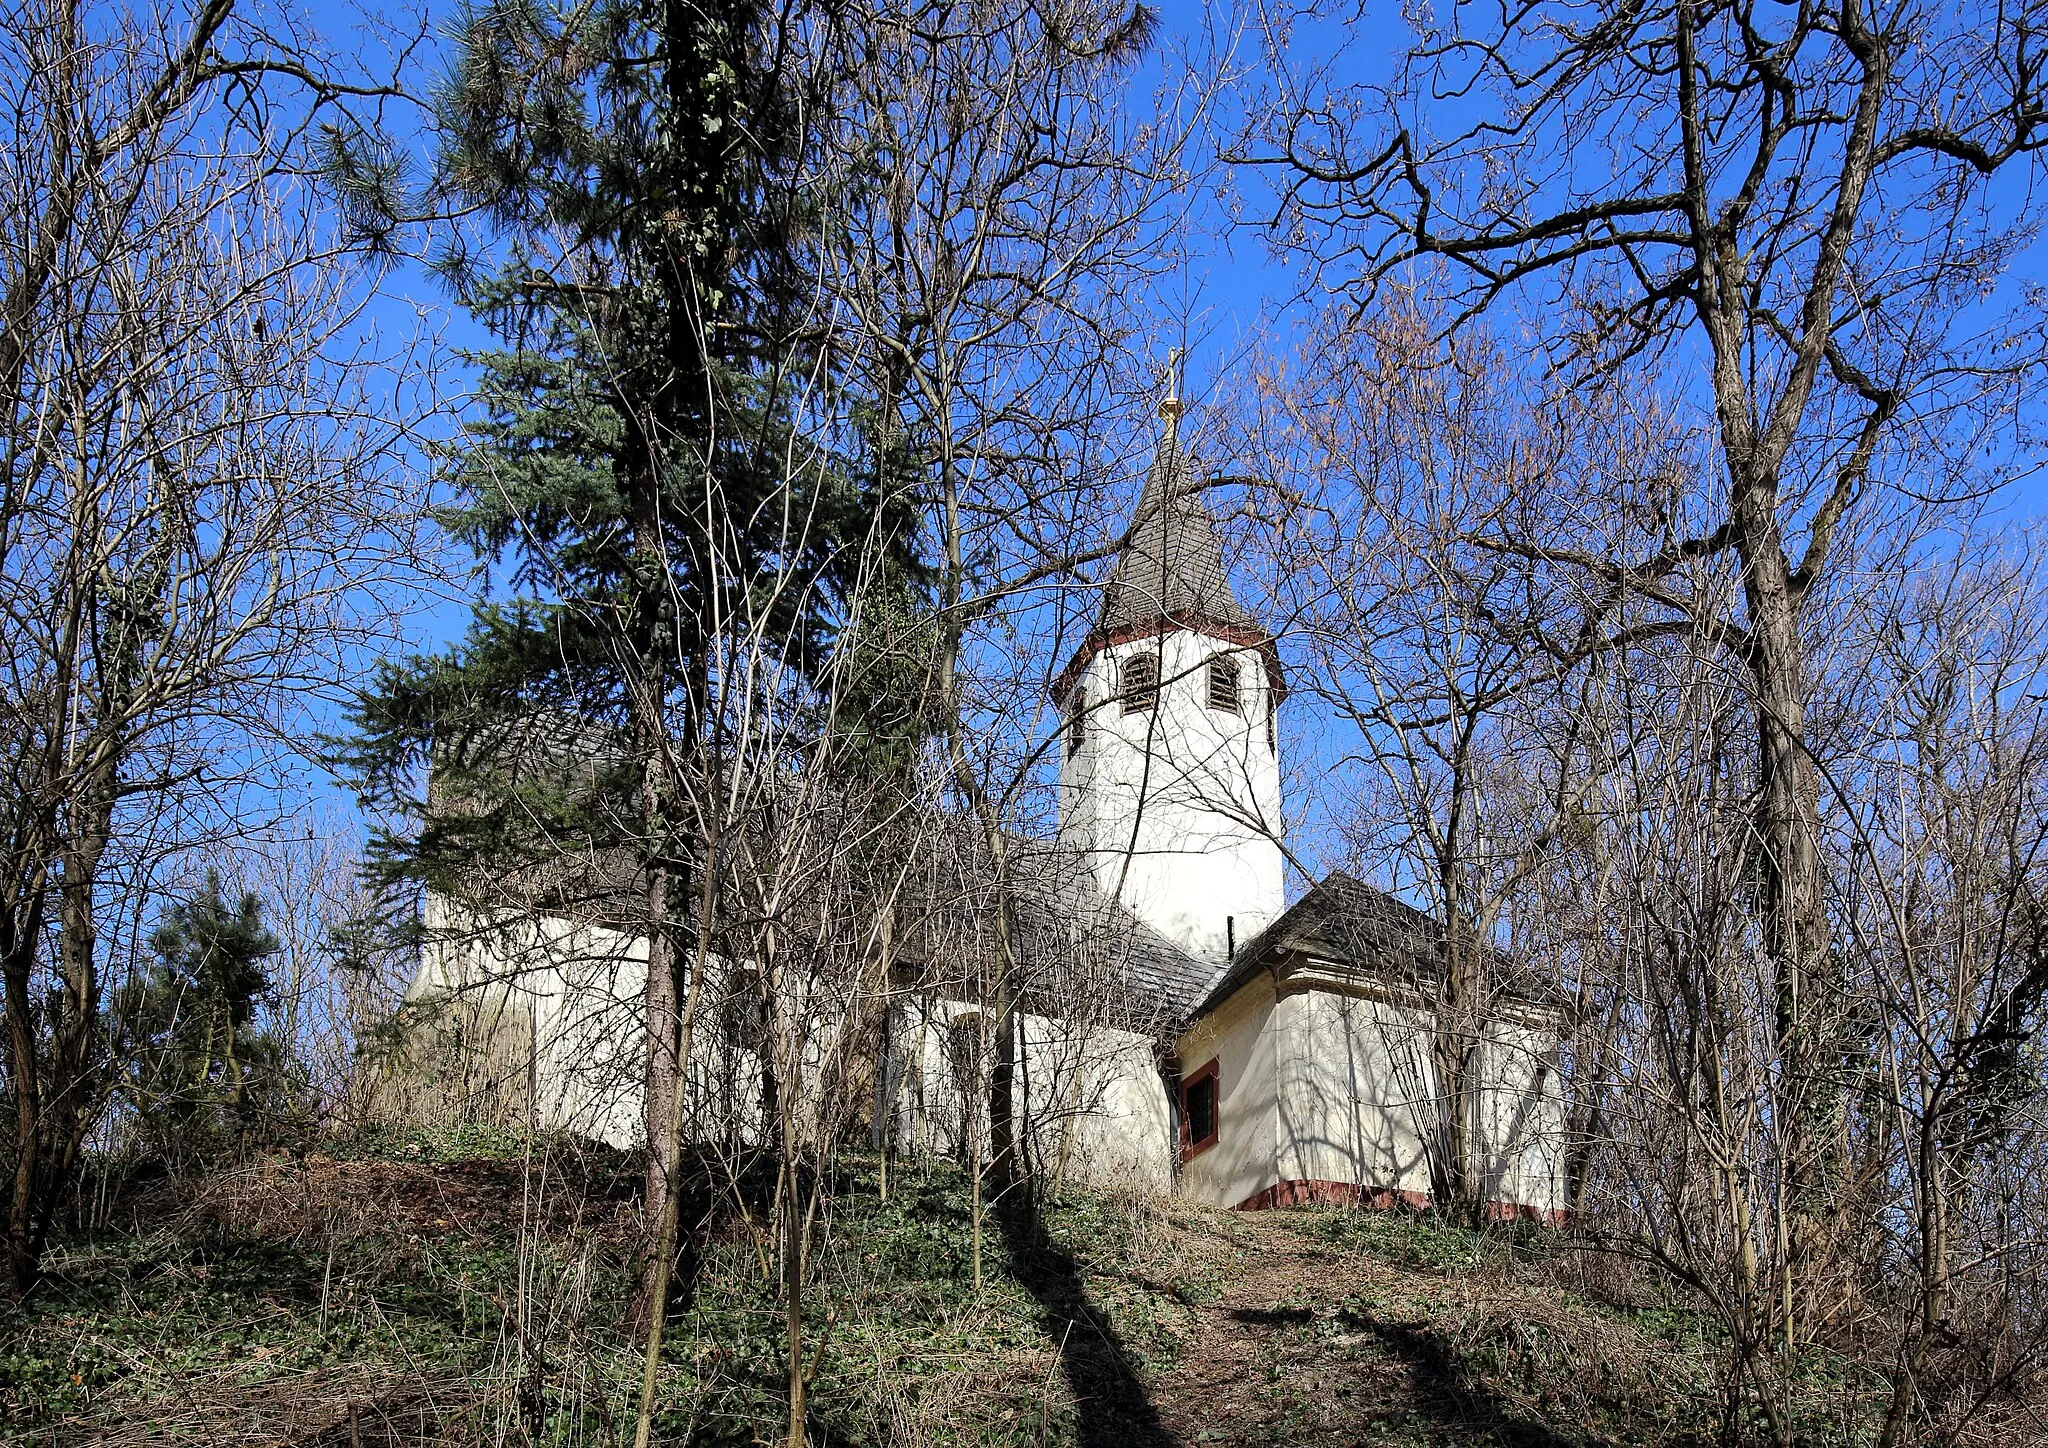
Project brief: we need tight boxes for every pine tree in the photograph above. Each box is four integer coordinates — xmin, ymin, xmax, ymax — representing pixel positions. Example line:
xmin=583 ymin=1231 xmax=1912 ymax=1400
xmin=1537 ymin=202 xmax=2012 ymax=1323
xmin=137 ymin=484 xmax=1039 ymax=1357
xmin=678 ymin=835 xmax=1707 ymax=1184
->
xmin=113 ymin=874 xmax=294 ymax=1165
xmin=344 ymin=0 xmax=920 ymax=1327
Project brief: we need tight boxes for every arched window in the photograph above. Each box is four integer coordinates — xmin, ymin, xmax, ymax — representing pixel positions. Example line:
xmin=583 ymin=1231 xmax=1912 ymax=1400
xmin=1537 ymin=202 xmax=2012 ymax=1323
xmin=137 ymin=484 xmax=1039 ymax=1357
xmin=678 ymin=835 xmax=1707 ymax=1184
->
xmin=1206 ymin=655 xmax=1241 ymax=714
xmin=1120 ymin=651 xmax=1159 ymax=713
xmin=1066 ymin=685 xmax=1087 ymax=758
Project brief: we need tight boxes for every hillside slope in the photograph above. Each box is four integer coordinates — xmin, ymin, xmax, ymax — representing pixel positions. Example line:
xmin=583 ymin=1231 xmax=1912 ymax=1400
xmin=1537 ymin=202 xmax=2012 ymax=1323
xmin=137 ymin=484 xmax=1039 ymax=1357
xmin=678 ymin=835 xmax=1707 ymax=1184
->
xmin=1 ymin=1137 xmax=1824 ymax=1446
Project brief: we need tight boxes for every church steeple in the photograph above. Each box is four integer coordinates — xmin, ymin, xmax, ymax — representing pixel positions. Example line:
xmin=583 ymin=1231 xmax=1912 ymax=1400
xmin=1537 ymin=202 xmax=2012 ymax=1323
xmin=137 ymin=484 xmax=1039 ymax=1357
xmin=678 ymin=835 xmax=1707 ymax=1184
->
xmin=1053 ymin=405 xmax=1281 ymax=710
xmin=1096 ymin=430 xmax=1258 ymax=640
xmin=1053 ymin=389 xmax=1288 ymax=971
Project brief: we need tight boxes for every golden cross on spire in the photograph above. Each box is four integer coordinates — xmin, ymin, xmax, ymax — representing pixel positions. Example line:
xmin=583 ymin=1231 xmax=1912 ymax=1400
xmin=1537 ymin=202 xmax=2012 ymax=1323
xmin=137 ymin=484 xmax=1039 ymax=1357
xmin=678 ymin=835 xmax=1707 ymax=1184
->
xmin=1159 ymin=346 xmax=1185 ymax=427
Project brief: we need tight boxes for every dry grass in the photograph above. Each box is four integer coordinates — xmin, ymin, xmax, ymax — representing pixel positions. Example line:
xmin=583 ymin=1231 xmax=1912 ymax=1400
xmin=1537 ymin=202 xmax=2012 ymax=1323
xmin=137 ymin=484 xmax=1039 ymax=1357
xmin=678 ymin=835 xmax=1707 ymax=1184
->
xmin=67 ymin=1362 xmax=489 ymax=1448
xmin=6 ymin=1142 xmax=1960 ymax=1446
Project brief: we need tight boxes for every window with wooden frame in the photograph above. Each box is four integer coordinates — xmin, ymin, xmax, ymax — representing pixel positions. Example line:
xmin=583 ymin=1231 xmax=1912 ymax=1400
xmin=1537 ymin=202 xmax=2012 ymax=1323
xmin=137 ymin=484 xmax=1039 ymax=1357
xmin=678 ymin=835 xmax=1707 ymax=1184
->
xmin=1066 ymin=685 xmax=1087 ymax=758
xmin=1206 ymin=655 xmax=1241 ymax=714
xmin=1120 ymin=651 xmax=1159 ymax=713
xmin=1180 ymin=1058 xmax=1220 ymax=1159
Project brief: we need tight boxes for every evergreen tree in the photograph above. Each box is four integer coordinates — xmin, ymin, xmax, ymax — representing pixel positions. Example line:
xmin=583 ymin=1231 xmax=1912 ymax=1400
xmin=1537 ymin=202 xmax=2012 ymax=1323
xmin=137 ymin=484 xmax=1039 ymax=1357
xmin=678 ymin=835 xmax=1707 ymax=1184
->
xmin=113 ymin=874 xmax=294 ymax=1165
xmin=343 ymin=0 xmax=922 ymax=1324
xmin=350 ymin=0 xmax=886 ymax=860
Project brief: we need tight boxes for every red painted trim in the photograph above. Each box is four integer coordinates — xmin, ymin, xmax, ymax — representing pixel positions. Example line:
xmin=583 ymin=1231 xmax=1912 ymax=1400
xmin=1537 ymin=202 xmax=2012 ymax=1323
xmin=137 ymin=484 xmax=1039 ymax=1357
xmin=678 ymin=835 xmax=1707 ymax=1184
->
xmin=1231 ymin=1178 xmax=1569 ymax=1228
xmin=1052 ymin=616 xmax=1285 ymax=707
xmin=1234 ymin=1180 xmax=1431 ymax=1213
xmin=1178 ymin=1057 xmax=1220 ymax=1161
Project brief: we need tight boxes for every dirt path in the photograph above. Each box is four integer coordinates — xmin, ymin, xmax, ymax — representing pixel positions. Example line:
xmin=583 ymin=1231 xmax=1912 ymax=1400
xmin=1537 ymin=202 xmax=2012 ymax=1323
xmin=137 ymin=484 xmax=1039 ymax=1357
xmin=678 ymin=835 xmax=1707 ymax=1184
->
xmin=1145 ymin=1214 xmax=1568 ymax=1447
xmin=1150 ymin=1213 xmax=1394 ymax=1444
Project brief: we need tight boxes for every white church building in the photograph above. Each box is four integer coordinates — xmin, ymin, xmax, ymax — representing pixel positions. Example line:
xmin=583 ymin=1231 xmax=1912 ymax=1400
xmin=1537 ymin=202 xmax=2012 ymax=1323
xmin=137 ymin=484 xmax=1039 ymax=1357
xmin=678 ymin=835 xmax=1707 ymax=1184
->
xmin=396 ymin=420 xmax=1568 ymax=1223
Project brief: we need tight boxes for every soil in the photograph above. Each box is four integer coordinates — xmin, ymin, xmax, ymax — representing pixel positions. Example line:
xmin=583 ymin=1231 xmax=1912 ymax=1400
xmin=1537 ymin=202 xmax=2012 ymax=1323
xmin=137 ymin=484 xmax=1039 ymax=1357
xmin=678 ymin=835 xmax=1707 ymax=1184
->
xmin=1144 ymin=1213 xmax=1575 ymax=1448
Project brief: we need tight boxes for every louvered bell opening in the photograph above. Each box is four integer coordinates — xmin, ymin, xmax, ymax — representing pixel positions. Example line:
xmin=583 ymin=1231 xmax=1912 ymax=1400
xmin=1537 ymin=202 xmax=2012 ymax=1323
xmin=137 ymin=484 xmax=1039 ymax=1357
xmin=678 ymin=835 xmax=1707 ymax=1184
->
xmin=1207 ymin=656 xmax=1241 ymax=714
xmin=1121 ymin=652 xmax=1159 ymax=714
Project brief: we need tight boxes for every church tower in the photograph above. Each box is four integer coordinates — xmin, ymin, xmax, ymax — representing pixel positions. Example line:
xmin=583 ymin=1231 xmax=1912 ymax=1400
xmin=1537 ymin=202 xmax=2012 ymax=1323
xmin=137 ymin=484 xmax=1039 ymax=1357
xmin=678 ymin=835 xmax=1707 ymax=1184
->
xmin=1053 ymin=398 xmax=1286 ymax=967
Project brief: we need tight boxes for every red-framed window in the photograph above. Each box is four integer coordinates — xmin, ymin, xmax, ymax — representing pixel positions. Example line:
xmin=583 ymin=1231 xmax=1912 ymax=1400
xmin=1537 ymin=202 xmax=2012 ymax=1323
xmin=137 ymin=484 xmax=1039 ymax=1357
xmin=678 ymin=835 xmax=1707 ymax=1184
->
xmin=1180 ymin=1058 xmax=1220 ymax=1160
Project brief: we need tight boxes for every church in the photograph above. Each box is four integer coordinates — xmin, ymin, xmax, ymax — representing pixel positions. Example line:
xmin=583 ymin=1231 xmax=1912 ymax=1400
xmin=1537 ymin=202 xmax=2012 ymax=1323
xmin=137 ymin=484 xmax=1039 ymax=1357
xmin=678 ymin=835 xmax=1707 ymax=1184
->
xmin=396 ymin=412 xmax=1567 ymax=1222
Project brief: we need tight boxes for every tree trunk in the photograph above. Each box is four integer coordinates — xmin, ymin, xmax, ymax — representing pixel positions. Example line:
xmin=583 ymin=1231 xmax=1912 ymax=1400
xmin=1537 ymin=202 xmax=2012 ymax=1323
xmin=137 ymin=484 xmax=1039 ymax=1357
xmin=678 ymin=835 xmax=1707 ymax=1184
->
xmin=635 ymin=793 xmax=678 ymax=1313
xmin=2 ymin=889 xmax=46 ymax=1297
xmin=780 ymin=1045 xmax=807 ymax=1448
xmin=48 ymin=776 xmax=112 ymax=1215
xmin=626 ymin=402 xmax=680 ymax=1329
xmin=987 ymin=886 xmax=1020 ymax=1195
xmin=631 ymin=813 xmax=717 ymax=1448
xmin=1433 ymin=732 xmax=1482 ymax=1224
xmin=1734 ymin=484 xmax=1838 ymax=1337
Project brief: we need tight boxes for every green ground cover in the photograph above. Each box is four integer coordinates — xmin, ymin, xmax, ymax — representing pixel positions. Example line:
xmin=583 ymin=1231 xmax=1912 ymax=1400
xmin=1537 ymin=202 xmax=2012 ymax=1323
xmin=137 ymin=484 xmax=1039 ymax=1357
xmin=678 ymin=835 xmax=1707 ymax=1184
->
xmin=0 ymin=1136 xmax=1882 ymax=1446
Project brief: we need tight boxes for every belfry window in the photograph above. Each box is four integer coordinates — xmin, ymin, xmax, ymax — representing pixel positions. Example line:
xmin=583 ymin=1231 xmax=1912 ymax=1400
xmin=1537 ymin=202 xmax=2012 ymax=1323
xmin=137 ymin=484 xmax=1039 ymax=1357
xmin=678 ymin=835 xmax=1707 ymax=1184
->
xmin=1066 ymin=685 xmax=1087 ymax=758
xmin=1181 ymin=1058 xmax=1220 ymax=1159
xmin=1121 ymin=651 xmax=1159 ymax=714
xmin=1207 ymin=655 xmax=1241 ymax=714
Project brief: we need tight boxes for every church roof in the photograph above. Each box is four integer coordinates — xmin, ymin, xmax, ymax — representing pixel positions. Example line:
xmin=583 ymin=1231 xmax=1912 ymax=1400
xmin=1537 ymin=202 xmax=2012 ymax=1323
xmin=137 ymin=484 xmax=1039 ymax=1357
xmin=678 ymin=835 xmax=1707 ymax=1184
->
xmin=1200 ymin=872 xmax=1439 ymax=1013
xmin=1096 ymin=433 xmax=1255 ymax=636
xmin=1189 ymin=871 xmax=1557 ymax=1022
xmin=1012 ymin=856 xmax=1222 ymax=1026
xmin=894 ymin=836 xmax=1222 ymax=1034
xmin=1052 ymin=431 xmax=1281 ymax=706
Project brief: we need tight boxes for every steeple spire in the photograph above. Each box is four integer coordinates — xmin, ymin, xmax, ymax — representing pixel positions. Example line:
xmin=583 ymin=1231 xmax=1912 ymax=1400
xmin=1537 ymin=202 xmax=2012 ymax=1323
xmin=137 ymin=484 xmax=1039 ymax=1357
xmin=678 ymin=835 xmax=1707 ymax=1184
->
xmin=1096 ymin=402 xmax=1254 ymax=637
xmin=1049 ymin=384 xmax=1284 ymax=710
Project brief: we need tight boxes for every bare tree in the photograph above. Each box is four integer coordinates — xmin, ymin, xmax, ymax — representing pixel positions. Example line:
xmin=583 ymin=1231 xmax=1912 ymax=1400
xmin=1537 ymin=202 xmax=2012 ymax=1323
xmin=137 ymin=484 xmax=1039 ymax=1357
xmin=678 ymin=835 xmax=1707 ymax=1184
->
xmin=1832 ymin=535 xmax=2048 ymax=1443
xmin=1243 ymin=298 xmax=1682 ymax=1219
xmin=820 ymin=0 xmax=1221 ymax=1212
xmin=1246 ymin=0 xmax=2048 ymax=1338
xmin=0 ymin=0 xmax=417 ymax=1293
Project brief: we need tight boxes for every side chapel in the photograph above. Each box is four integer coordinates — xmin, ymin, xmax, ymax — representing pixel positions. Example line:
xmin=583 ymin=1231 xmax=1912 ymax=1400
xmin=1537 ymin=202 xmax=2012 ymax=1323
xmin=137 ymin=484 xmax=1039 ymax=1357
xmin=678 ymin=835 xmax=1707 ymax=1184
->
xmin=398 ymin=402 xmax=1567 ymax=1222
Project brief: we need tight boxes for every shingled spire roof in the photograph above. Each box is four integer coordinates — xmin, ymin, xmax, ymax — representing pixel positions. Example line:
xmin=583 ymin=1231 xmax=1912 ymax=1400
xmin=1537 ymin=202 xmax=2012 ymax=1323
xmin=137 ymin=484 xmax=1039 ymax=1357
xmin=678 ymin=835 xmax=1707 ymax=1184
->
xmin=1097 ymin=433 xmax=1255 ymax=635
xmin=1051 ymin=423 xmax=1283 ymax=706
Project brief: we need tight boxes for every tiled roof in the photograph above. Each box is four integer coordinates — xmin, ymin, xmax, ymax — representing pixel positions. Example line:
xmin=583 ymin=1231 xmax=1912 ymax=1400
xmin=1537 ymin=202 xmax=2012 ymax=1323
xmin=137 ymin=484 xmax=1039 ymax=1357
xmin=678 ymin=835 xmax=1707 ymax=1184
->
xmin=896 ymin=836 xmax=1222 ymax=1036
xmin=1193 ymin=872 xmax=1441 ymax=1017
xmin=1010 ymin=853 xmax=1222 ymax=1029
xmin=1191 ymin=871 xmax=1557 ymax=1020
xmin=1098 ymin=435 xmax=1255 ymax=635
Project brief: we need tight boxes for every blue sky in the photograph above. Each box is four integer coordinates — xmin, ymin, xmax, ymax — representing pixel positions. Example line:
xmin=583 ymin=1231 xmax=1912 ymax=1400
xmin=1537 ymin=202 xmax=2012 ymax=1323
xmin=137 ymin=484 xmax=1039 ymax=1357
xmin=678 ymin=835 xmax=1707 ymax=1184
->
xmin=294 ymin=0 xmax=2048 ymax=888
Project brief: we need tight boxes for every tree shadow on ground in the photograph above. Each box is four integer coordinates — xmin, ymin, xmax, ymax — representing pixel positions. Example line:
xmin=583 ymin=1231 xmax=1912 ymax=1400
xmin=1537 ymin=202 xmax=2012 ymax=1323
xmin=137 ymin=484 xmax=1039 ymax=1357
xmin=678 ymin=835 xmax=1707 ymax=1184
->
xmin=996 ymin=1191 xmax=1183 ymax=1448
xmin=1335 ymin=1308 xmax=1589 ymax=1448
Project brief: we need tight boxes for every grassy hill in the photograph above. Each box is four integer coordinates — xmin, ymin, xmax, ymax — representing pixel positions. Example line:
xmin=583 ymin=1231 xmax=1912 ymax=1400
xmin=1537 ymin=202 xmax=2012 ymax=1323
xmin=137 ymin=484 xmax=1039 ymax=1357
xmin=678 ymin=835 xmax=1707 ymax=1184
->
xmin=2 ymin=1134 xmax=1870 ymax=1446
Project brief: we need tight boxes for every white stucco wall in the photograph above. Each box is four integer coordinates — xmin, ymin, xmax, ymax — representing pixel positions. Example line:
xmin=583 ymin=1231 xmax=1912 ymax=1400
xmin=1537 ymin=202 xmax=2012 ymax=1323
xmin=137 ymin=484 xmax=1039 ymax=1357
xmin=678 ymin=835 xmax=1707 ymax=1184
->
xmin=411 ymin=896 xmax=805 ymax=1152
xmin=1059 ymin=629 xmax=1285 ymax=965
xmin=1272 ymin=988 xmax=1437 ymax=1200
xmin=1473 ymin=1017 xmax=1568 ymax=1215
xmin=410 ymin=897 xmax=1176 ymax=1193
xmin=1173 ymin=973 xmax=1280 ymax=1209
xmin=403 ymin=913 xmax=1569 ymax=1217
xmin=1171 ymin=967 xmax=1568 ymax=1217
xmin=884 ymin=995 xmax=1174 ymax=1195
xmin=411 ymin=893 xmax=648 ymax=1146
